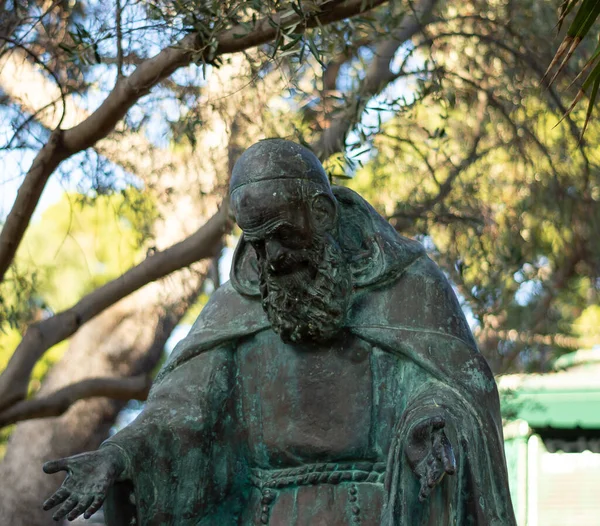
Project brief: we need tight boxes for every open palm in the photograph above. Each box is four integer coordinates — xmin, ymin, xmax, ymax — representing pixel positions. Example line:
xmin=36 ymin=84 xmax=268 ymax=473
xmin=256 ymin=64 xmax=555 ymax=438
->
xmin=43 ymin=447 xmax=125 ymax=521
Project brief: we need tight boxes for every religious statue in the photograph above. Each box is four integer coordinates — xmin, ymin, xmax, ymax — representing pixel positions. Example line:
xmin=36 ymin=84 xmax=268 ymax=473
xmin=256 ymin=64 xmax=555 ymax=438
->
xmin=42 ymin=139 xmax=516 ymax=525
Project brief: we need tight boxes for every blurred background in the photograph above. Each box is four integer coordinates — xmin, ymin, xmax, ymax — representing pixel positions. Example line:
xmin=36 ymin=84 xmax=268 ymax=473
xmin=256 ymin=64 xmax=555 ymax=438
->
xmin=0 ymin=0 xmax=599 ymax=524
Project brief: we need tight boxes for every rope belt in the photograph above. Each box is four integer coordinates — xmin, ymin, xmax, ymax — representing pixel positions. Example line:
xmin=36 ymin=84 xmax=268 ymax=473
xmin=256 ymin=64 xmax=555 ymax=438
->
xmin=250 ymin=461 xmax=386 ymax=490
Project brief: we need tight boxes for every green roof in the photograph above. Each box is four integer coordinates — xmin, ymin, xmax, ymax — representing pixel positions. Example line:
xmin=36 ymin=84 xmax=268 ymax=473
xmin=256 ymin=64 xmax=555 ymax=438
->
xmin=499 ymin=351 xmax=600 ymax=429
xmin=504 ymin=387 xmax=600 ymax=429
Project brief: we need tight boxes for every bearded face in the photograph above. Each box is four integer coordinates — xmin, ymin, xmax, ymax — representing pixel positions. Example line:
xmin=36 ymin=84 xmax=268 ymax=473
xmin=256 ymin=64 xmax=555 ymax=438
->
xmin=256 ymin=232 xmax=352 ymax=345
xmin=233 ymin=181 xmax=352 ymax=345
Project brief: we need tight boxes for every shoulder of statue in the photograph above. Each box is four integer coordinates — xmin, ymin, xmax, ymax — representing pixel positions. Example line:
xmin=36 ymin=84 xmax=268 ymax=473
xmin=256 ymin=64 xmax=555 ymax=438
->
xmin=348 ymin=255 xmax=477 ymax=350
xmin=186 ymin=281 xmax=269 ymax=339
xmin=154 ymin=282 xmax=269 ymax=382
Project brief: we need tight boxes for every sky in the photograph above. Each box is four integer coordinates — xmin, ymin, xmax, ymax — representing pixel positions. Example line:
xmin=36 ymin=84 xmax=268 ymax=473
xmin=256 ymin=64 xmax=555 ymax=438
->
xmin=1 ymin=150 xmax=66 ymax=221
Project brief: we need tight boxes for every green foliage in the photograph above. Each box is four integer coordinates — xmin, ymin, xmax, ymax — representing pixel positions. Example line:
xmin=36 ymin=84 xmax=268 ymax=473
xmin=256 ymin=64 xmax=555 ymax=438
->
xmin=0 ymin=267 xmax=39 ymax=331
xmin=574 ymin=305 xmax=600 ymax=338
xmin=344 ymin=0 xmax=600 ymax=372
xmin=12 ymin=189 xmax=155 ymax=313
xmin=0 ymin=188 xmax=156 ymax=385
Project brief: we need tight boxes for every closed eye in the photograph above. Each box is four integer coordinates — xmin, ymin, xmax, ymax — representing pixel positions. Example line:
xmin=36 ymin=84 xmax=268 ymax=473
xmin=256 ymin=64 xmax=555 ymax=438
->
xmin=271 ymin=225 xmax=306 ymax=248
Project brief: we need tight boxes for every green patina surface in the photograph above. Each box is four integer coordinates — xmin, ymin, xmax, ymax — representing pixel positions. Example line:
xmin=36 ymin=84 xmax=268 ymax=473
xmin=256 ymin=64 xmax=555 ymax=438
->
xmin=44 ymin=140 xmax=517 ymax=526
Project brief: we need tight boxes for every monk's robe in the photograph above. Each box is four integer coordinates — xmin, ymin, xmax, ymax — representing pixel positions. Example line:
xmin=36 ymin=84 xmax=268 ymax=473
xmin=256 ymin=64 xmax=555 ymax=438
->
xmin=103 ymin=188 xmax=516 ymax=526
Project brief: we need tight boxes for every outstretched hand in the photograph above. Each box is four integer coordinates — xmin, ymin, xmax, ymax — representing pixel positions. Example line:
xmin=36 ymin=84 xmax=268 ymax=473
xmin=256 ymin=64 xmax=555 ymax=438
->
xmin=42 ymin=447 xmax=125 ymax=521
xmin=405 ymin=415 xmax=456 ymax=501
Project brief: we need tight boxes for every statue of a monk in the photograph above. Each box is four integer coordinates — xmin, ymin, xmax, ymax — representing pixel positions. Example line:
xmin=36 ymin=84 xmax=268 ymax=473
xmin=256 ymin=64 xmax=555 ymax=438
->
xmin=43 ymin=139 xmax=516 ymax=525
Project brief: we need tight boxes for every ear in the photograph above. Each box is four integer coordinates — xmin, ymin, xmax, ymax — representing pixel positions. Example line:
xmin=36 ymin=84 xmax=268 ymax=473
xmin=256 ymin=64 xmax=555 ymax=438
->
xmin=230 ymin=234 xmax=261 ymax=297
xmin=311 ymin=194 xmax=337 ymax=233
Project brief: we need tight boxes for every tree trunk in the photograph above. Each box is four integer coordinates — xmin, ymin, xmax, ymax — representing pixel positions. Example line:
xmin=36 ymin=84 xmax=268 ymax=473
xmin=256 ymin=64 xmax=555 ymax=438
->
xmin=0 ymin=286 xmax=198 ymax=525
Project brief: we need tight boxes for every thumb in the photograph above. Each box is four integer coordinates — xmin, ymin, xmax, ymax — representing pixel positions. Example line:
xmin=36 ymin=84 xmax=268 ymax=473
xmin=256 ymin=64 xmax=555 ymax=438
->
xmin=43 ymin=458 xmax=69 ymax=474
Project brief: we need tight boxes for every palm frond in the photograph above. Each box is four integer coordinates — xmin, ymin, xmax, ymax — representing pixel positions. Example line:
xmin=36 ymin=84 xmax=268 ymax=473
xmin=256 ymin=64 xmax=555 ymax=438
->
xmin=545 ymin=0 xmax=600 ymax=138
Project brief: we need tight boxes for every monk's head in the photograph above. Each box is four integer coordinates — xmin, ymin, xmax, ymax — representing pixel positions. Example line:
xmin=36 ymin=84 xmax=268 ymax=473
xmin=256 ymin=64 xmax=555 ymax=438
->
xmin=230 ymin=139 xmax=352 ymax=344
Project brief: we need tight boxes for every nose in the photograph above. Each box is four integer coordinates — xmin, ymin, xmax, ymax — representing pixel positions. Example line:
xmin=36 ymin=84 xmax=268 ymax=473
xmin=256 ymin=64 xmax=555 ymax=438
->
xmin=265 ymin=239 xmax=284 ymax=262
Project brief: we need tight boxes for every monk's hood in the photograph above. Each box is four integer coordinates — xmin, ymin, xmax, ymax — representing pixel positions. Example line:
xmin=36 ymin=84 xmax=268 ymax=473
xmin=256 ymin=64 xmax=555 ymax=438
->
xmin=230 ymin=186 xmax=425 ymax=296
xmin=156 ymin=187 xmax=426 ymax=383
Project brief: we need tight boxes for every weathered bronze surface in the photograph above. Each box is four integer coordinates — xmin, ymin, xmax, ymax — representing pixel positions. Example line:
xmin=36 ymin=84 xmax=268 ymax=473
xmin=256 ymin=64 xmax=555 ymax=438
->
xmin=43 ymin=139 xmax=516 ymax=525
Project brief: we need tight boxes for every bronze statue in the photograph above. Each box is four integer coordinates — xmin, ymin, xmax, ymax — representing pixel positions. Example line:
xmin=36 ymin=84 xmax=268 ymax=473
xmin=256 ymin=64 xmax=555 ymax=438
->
xmin=43 ymin=139 xmax=516 ymax=525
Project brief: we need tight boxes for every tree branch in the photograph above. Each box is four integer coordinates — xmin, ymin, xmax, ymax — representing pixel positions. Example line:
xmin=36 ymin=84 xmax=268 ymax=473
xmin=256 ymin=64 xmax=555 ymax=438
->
xmin=0 ymin=0 xmax=389 ymax=284
xmin=311 ymin=0 xmax=438 ymax=159
xmin=0 ymin=204 xmax=232 ymax=411
xmin=474 ymin=328 xmax=600 ymax=355
xmin=115 ymin=0 xmax=124 ymax=79
xmin=0 ymin=47 xmax=196 ymax=191
xmin=493 ymin=244 xmax=587 ymax=372
xmin=388 ymin=91 xmax=488 ymax=227
xmin=0 ymin=375 xmax=151 ymax=427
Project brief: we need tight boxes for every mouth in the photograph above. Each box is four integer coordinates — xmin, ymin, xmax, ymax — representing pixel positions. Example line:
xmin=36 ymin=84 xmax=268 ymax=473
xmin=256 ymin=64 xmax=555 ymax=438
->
xmin=267 ymin=258 xmax=314 ymax=277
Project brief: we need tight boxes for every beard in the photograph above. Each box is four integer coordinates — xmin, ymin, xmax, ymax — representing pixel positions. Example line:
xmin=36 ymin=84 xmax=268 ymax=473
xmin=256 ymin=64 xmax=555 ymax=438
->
xmin=258 ymin=234 xmax=352 ymax=345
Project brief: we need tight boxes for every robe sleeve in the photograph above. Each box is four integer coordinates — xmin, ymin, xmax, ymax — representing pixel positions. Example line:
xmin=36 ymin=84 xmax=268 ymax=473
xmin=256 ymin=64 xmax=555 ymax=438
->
xmin=102 ymin=345 xmax=247 ymax=526
xmin=350 ymin=256 xmax=516 ymax=525
xmin=381 ymin=368 xmax=515 ymax=526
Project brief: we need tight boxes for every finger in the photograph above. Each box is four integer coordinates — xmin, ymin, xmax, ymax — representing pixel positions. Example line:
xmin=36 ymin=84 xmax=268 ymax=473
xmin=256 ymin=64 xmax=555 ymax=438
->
xmin=426 ymin=459 xmax=445 ymax=489
xmin=43 ymin=488 xmax=70 ymax=510
xmin=67 ymin=495 xmax=93 ymax=522
xmin=83 ymin=495 xmax=104 ymax=520
xmin=432 ymin=427 xmax=446 ymax=461
xmin=43 ymin=458 xmax=69 ymax=474
xmin=52 ymin=495 xmax=79 ymax=521
xmin=432 ymin=429 xmax=455 ymax=472
xmin=440 ymin=433 xmax=457 ymax=475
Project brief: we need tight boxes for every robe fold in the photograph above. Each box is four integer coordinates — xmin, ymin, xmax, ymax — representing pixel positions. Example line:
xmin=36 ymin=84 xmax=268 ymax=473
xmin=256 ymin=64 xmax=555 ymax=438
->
xmin=103 ymin=187 xmax=515 ymax=525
